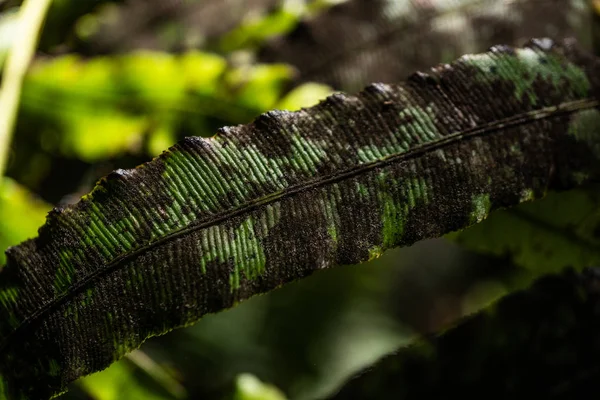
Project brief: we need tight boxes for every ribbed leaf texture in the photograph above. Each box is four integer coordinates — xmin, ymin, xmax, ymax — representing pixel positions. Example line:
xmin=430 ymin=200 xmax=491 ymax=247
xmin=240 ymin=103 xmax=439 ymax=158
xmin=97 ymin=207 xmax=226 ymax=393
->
xmin=330 ymin=267 xmax=600 ymax=399
xmin=2 ymin=38 xmax=600 ymax=399
xmin=259 ymin=0 xmax=593 ymax=92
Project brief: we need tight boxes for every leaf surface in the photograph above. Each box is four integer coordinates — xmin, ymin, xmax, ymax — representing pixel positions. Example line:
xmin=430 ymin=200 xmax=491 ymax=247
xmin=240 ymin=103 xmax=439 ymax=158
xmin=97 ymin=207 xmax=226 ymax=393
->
xmin=259 ymin=0 xmax=594 ymax=91
xmin=2 ymin=39 xmax=600 ymax=398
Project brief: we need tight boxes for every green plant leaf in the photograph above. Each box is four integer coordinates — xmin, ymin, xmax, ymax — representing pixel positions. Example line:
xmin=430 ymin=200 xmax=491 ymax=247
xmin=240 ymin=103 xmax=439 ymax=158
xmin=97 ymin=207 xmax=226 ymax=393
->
xmin=450 ymin=185 xmax=600 ymax=278
xmin=218 ymin=8 xmax=300 ymax=52
xmin=20 ymin=51 xmax=293 ymax=161
xmin=233 ymin=373 xmax=287 ymax=400
xmin=329 ymin=266 xmax=600 ymax=399
xmin=276 ymin=82 xmax=335 ymax=111
xmin=77 ymin=350 xmax=184 ymax=400
xmin=0 ymin=177 xmax=52 ymax=265
xmin=260 ymin=0 xmax=593 ymax=92
xmin=2 ymin=39 xmax=600 ymax=399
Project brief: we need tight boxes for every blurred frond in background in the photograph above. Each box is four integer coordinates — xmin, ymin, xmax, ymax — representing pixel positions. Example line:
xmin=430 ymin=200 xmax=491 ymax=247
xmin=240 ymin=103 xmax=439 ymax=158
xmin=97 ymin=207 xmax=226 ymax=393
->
xmin=0 ymin=0 xmax=599 ymax=399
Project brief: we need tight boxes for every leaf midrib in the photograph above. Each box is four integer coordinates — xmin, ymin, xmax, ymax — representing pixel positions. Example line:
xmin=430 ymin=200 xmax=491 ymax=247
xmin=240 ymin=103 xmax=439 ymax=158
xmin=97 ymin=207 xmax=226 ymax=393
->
xmin=2 ymin=97 xmax=597 ymax=353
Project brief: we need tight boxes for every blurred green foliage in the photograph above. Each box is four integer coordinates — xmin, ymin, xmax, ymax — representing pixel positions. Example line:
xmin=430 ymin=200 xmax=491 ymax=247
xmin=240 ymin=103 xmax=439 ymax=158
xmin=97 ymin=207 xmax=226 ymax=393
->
xmin=233 ymin=374 xmax=287 ymax=400
xmin=452 ymin=187 xmax=600 ymax=279
xmin=78 ymin=356 xmax=180 ymax=400
xmin=0 ymin=177 xmax=50 ymax=265
xmin=21 ymin=52 xmax=293 ymax=161
xmin=218 ymin=8 xmax=299 ymax=52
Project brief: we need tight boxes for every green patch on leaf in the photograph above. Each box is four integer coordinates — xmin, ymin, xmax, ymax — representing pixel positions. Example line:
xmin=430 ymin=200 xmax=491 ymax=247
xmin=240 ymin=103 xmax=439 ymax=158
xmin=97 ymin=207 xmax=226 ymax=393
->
xmin=461 ymin=49 xmax=590 ymax=105
xmin=469 ymin=193 xmax=491 ymax=224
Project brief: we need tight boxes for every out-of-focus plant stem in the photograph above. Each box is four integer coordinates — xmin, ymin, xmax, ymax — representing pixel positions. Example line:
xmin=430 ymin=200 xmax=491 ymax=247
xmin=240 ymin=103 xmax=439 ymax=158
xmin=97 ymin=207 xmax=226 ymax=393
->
xmin=125 ymin=350 xmax=187 ymax=399
xmin=0 ymin=0 xmax=52 ymax=177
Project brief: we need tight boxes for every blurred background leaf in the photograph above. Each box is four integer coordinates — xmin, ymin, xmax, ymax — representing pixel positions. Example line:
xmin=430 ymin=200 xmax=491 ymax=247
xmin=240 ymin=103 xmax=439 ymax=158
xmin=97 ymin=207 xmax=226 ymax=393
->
xmin=20 ymin=51 xmax=292 ymax=162
xmin=77 ymin=350 xmax=185 ymax=400
xmin=451 ymin=185 xmax=600 ymax=280
xmin=0 ymin=176 xmax=50 ymax=264
xmin=233 ymin=374 xmax=287 ymax=400
xmin=330 ymin=267 xmax=600 ymax=399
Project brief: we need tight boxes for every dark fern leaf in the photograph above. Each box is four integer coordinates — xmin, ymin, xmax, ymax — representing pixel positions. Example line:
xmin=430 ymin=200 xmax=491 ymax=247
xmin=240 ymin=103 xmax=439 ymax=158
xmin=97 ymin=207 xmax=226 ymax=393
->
xmin=259 ymin=0 xmax=594 ymax=92
xmin=329 ymin=266 xmax=600 ymax=399
xmin=1 ymin=39 xmax=600 ymax=398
